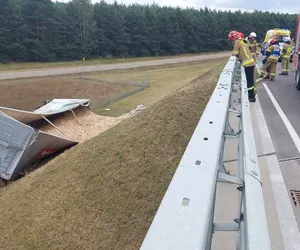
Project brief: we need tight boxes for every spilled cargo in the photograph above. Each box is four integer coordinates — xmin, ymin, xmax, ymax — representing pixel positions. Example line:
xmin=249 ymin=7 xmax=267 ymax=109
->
xmin=0 ymin=99 xmax=90 ymax=180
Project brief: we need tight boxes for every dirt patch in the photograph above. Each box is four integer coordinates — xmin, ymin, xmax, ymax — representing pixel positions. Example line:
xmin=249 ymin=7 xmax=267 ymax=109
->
xmin=36 ymin=106 xmax=129 ymax=142
xmin=0 ymin=75 xmax=134 ymax=111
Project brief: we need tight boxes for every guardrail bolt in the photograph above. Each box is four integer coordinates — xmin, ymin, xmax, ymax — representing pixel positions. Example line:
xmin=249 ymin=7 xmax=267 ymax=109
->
xmin=234 ymin=218 xmax=240 ymax=223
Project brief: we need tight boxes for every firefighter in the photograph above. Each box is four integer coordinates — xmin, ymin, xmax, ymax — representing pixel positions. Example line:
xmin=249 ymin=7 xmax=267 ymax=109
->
xmin=260 ymin=40 xmax=281 ymax=81
xmin=239 ymin=32 xmax=246 ymax=42
xmin=261 ymin=39 xmax=275 ymax=79
xmin=247 ymin=32 xmax=259 ymax=62
xmin=228 ymin=30 xmax=256 ymax=102
xmin=239 ymin=32 xmax=244 ymax=39
xmin=279 ymin=37 xmax=293 ymax=75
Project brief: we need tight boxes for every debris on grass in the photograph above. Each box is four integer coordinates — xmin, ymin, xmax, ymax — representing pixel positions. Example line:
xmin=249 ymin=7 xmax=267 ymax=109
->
xmin=129 ymin=104 xmax=146 ymax=115
xmin=37 ymin=104 xmax=147 ymax=142
xmin=38 ymin=107 xmax=127 ymax=142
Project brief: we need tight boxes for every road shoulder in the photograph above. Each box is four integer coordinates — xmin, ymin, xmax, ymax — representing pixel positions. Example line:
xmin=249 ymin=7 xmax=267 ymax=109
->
xmin=253 ymin=97 xmax=300 ymax=249
xmin=212 ymin=98 xmax=286 ymax=249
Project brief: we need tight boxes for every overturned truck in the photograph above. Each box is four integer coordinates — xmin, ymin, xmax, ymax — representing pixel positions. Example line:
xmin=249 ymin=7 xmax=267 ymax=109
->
xmin=0 ymin=99 xmax=90 ymax=180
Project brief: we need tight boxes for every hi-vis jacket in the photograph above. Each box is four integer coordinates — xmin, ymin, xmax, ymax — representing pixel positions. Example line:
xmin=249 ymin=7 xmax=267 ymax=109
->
xmin=247 ymin=39 xmax=259 ymax=56
xmin=232 ymin=39 xmax=255 ymax=67
xmin=281 ymin=43 xmax=293 ymax=59
xmin=266 ymin=44 xmax=281 ymax=62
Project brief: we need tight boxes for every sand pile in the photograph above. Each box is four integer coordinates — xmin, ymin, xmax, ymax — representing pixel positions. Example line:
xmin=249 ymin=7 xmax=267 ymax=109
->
xmin=39 ymin=106 xmax=129 ymax=142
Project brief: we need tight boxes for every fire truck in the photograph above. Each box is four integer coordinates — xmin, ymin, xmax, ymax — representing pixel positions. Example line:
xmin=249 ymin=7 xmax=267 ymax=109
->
xmin=295 ymin=12 xmax=300 ymax=89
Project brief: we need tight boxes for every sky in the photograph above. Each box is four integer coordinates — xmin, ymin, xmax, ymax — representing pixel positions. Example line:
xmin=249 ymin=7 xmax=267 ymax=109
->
xmin=55 ymin=0 xmax=299 ymax=14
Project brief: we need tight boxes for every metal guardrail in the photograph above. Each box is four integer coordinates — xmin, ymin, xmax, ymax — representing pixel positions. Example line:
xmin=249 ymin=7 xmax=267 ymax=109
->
xmin=140 ymin=56 xmax=271 ymax=250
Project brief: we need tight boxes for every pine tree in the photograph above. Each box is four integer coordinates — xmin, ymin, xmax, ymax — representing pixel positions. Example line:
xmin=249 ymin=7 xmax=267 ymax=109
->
xmin=0 ymin=1 xmax=297 ymax=62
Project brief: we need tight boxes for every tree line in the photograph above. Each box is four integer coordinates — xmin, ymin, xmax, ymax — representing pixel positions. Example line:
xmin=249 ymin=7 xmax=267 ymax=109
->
xmin=0 ymin=0 xmax=298 ymax=62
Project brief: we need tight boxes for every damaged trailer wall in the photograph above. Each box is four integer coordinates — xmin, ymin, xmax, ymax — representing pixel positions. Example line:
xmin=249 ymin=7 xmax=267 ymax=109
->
xmin=0 ymin=99 xmax=90 ymax=125
xmin=0 ymin=112 xmax=77 ymax=180
xmin=0 ymin=99 xmax=90 ymax=181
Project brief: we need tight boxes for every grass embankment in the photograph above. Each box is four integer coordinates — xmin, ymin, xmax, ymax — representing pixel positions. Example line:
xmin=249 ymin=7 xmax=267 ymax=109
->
xmin=0 ymin=60 xmax=223 ymax=115
xmin=0 ymin=61 xmax=225 ymax=250
xmin=94 ymin=60 xmax=221 ymax=116
xmin=0 ymin=51 xmax=228 ymax=72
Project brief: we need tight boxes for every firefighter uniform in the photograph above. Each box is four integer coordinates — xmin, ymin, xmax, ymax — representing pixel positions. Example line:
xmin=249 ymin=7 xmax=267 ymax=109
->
xmin=246 ymin=32 xmax=259 ymax=62
xmin=248 ymin=39 xmax=259 ymax=62
xmin=280 ymin=40 xmax=293 ymax=75
xmin=232 ymin=39 xmax=256 ymax=101
xmin=262 ymin=56 xmax=271 ymax=79
xmin=260 ymin=42 xmax=281 ymax=81
xmin=261 ymin=39 xmax=275 ymax=79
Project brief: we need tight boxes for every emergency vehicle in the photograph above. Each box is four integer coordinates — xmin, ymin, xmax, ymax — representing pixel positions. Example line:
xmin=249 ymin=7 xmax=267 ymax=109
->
xmin=261 ymin=29 xmax=292 ymax=61
xmin=294 ymin=13 xmax=300 ymax=89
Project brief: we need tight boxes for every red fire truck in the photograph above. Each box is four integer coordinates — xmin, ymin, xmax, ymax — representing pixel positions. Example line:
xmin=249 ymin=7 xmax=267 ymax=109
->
xmin=294 ymin=12 xmax=300 ymax=89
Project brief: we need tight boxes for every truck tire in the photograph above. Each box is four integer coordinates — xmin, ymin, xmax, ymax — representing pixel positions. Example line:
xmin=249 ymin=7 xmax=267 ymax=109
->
xmin=296 ymin=66 xmax=300 ymax=90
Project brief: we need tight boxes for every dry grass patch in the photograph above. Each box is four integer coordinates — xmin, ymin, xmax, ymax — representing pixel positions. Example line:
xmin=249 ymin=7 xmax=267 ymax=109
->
xmin=0 ymin=62 xmax=225 ymax=250
xmin=0 ymin=75 xmax=134 ymax=111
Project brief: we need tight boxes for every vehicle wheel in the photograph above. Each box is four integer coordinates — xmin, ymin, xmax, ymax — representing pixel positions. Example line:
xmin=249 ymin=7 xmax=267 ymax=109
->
xmin=296 ymin=66 xmax=300 ymax=90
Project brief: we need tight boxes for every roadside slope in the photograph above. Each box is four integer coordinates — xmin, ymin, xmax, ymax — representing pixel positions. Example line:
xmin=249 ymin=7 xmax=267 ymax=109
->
xmin=0 ymin=62 xmax=225 ymax=250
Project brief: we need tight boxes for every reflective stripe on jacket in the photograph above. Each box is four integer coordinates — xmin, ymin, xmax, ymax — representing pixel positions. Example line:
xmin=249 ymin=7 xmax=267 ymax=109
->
xmin=232 ymin=39 xmax=255 ymax=67
xmin=267 ymin=44 xmax=281 ymax=62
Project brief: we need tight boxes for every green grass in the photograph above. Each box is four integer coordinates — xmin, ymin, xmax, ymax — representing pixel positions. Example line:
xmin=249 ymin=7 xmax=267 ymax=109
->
xmin=0 ymin=51 xmax=229 ymax=72
xmin=91 ymin=60 xmax=224 ymax=116
xmin=0 ymin=62 xmax=225 ymax=250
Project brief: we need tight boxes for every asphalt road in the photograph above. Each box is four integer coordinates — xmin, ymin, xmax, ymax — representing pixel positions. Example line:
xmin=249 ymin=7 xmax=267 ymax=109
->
xmin=257 ymin=64 xmax=300 ymax=231
xmin=212 ymin=63 xmax=300 ymax=249
xmin=0 ymin=52 xmax=230 ymax=80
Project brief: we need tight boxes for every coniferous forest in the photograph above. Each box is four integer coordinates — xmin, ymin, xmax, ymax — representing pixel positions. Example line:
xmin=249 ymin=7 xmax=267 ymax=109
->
xmin=0 ymin=0 xmax=298 ymax=62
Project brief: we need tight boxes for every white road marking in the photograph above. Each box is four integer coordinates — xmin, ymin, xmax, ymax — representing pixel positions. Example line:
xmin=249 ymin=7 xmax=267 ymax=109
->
xmin=253 ymin=96 xmax=300 ymax=250
xmin=263 ymin=82 xmax=300 ymax=153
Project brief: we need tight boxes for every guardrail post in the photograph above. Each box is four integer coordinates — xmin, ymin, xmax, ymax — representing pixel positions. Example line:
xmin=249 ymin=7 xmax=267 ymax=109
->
xmin=140 ymin=56 xmax=271 ymax=250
